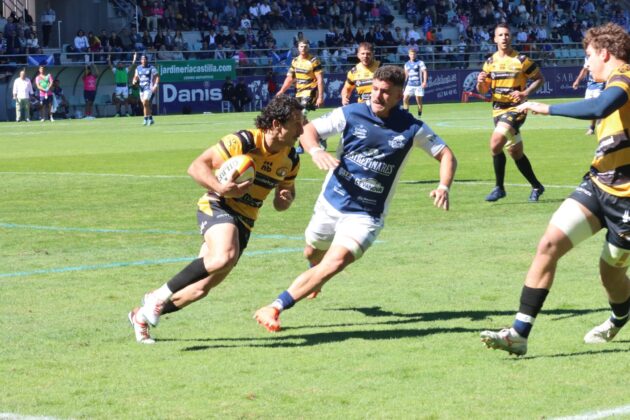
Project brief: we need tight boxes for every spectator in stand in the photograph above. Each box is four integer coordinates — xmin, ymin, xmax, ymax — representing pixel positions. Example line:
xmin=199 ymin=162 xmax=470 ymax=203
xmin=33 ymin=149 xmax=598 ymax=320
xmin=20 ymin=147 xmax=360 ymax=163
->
xmin=13 ymin=68 xmax=33 ymax=122
xmin=129 ymin=27 xmax=144 ymax=52
xmin=141 ymin=30 xmax=153 ymax=50
xmin=354 ymin=27 xmax=366 ymax=43
xmin=0 ymin=31 xmax=7 ymax=56
xmin=35 ymin=65 xmax=53 ymax=122
xmin=407 ymin=25 xmax=421 ymax=43
xmin=40 ymin=3 xmax=55 ymax=48
xmin=25 ymin=31 xmax=41 ymax=54
xmin=393 ymin=26 xmax=404 ymax=44
xmin=147 ymin=1 xmax=164 ymax=31
xmin=88 ymin=31 xmax=102 ymax=59
xmin=153 ymin=28 xmax=166 ymax=51
xmin=72 ymin=29 xmax=89 ymax=59
xmin=83 ymin=63 xmax=99 ymax=119
xmin=379 ymin=2 xmax=394 ymax=25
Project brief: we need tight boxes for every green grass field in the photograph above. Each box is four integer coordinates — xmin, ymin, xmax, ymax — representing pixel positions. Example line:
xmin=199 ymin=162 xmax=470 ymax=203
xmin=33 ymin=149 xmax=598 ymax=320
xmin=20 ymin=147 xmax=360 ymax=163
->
xmin=2 ymin=101 xmax=629 ymax=420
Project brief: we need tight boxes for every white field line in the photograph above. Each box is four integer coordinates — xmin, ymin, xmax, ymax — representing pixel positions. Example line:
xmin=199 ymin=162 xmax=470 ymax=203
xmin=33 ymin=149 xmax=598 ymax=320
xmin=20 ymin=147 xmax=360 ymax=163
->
xmin=0 ymin=171 xmax=577 ymax=189
xmin=550 ymin=403 xmax=630 ymax=420
xmin=0 ymin=414 xmax=72 ymax=420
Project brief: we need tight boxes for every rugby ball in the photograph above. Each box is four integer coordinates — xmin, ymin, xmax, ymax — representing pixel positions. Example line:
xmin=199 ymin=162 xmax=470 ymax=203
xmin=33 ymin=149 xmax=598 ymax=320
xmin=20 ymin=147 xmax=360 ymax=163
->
xmin=215 ymin=155 xmax=256 ymax=184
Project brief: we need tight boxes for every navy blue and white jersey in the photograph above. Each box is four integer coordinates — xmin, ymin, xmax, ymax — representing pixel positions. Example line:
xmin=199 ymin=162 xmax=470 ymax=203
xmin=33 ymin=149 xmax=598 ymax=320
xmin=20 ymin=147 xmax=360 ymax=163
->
xmin=404 ymin=59 xmax=427 ymax=87
xmin=312 ymin=102 xmax=446 ymax=218
xmin=584 ymin=58 xmax=605 ymax=91
xmin=135 ymin=64 xmax=158 ymax=91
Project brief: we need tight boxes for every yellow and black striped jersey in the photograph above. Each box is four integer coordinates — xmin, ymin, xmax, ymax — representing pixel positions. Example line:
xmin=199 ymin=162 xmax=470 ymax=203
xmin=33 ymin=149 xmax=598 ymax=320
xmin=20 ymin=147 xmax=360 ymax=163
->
xmin=343 ymin=60 xmax=380 ymax=102
xmin=482 ymin=50 xmax=540 ymax=117
xmin=197 ymin=128 xmax=300 ymax=229
xmin=590 ymin=64 xmax=630 ymax=197
xmin=287 ymin=53 xmax=323 ymax=98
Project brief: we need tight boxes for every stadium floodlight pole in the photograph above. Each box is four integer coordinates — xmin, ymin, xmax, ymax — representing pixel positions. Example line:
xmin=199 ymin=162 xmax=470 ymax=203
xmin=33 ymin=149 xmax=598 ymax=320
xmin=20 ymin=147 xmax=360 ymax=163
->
xmin=57 ymin=20 xmax=62 ymax=49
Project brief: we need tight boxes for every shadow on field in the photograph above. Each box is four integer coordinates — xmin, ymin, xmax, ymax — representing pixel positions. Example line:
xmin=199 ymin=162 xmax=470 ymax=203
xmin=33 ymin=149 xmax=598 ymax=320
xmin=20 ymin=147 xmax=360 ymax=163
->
xmin=173 ymin=306 xmax=608 ymax=351
xmin=331 ymin=306 xmax=607 ymax=323
xmin=177 ymin=326 xmax=481 ymax=351
xmin=517 ymin=347 xmax=630 ymax=360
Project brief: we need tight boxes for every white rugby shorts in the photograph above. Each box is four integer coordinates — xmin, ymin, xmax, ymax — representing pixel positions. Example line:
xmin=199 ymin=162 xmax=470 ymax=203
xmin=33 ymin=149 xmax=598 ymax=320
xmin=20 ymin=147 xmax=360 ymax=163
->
xmin=304 ymin=197 xmax=383 ymax=259
xmin=114 ymin=86 xmax=129 ymax=99
xmin=404 ymin=85 xmax=424 ymax=97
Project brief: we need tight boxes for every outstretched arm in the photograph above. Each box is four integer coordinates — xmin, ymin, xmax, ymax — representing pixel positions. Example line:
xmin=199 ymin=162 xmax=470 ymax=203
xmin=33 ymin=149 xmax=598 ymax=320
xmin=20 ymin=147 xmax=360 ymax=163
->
xmin=517 ymin=87 xmax=628 ymax=120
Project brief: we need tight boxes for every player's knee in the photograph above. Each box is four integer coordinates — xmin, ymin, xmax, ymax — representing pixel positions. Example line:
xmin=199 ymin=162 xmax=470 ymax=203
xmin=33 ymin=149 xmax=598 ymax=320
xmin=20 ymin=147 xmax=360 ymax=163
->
xmin=203 ymin=251 xmax=238 ymax=273
xmin=601 ymin=242 xmax=630 ymax=268
xmin=535 ymin=234 xmax=564 ymax=259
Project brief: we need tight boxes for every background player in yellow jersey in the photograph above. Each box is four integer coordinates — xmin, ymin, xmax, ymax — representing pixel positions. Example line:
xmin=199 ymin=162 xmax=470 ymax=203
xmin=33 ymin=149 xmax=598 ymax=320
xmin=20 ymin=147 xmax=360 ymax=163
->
xmin=128 ymin=95 xmax=304 ymax=344
xmin=276 ymin=39 xmax=325 ymax=153
xmin=340 ymin=42 xmax=380 ymax=105
xmin=477 ymin=23 xmax=546 ymax=202
xmin=276 ymin=39 xmax=324 ymax=110
xmin=481 ymin=23 xmax=630 ymax=356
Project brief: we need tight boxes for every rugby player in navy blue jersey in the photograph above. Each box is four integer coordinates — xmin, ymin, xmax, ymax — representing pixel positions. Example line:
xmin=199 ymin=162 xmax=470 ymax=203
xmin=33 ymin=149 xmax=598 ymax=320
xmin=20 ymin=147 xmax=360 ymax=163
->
xmin=254 ymin=65 xmax=457 ymax=332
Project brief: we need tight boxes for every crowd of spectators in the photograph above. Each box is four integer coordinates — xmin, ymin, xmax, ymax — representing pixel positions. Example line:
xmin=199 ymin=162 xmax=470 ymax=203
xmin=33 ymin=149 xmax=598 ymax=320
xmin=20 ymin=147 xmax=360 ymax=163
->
xmin=2 ymin=0 xmax=630 ymax=74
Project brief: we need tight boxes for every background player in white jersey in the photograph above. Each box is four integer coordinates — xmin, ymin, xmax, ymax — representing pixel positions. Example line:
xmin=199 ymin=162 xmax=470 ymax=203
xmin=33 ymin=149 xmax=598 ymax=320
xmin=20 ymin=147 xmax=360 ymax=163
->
xmin=403 ymin=49 xmax=428 ymax=116
xmin=572 ymin=57 xmax=605 ymax=135
xmin=132 ymin=54 xmax=160 ymax=126
xmin=254 ymin=65 xmax=457 ymax=332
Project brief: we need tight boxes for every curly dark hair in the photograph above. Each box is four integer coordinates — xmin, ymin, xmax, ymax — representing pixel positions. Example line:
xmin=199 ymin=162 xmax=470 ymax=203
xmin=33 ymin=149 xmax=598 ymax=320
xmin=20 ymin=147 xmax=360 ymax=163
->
xmin=373 ymin=65 xmax=406 ymax=88
xmin=255 ymin=95 xmax=304 ymax=130
xmin=583 ymin=23 xmax=630 ymax=62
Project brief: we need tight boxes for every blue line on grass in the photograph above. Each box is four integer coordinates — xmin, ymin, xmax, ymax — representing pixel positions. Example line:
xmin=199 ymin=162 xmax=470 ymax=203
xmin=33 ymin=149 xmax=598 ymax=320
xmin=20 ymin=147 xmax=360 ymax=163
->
xmin=0 ymin=247 xmax=304 ymax=279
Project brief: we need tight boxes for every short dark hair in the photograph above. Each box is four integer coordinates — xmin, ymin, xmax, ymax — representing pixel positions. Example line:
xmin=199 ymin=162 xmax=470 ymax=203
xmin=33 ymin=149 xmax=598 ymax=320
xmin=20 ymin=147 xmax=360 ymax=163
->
xmin=373 ymin=65 xmax=406 ymax=88
xmin=358 ymin=42 xmax=373 ymax=52
xmin=494 ymin=23 xmax=510 ymax=36
xmin=583 ymin=23 xmax=630 ymax=62
xmin=255 ymin=95 xmax=304 ymax=130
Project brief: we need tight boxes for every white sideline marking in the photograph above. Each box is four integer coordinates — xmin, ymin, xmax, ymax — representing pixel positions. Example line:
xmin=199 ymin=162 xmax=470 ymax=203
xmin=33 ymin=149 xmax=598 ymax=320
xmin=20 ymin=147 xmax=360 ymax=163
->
xmin=0 ymin=414 xmax=70 ymax=420
xmin=0 ymin=171 xmax=577 ymax=189
xmin=551 ymin=404 xmax=630 ymax=420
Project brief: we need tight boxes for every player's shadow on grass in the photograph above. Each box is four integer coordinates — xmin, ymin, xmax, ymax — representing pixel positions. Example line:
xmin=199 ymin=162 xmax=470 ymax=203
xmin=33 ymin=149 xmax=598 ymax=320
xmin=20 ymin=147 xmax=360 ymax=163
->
xmin=178 ymin=326 xmax=481 ymax=351
xmin=326 ymin=306 xmax=607 ymax=325
xmin=175 ymin=306 xmax=607 ymax=351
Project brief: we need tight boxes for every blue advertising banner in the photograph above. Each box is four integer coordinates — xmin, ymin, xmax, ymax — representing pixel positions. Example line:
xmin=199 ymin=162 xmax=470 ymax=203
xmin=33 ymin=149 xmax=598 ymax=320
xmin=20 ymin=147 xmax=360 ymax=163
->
xmin=159 ymin=66 xmax=585 ymax=115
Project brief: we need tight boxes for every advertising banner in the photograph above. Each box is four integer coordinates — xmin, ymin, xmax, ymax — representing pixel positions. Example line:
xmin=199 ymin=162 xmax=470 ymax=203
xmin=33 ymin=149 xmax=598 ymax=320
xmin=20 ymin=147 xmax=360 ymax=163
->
xmin=158 ymin=60 xmax=236 ymax=83
xmin=159 ymin=66 xmax=585 ymax=115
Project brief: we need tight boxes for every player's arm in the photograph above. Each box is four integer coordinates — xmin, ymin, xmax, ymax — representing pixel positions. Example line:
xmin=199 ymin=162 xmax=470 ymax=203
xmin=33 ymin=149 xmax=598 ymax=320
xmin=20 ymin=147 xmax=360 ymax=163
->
xmin=107 ymin=55 xmax=114 ymax=72
xmin=304 ymin=107 xmax=345 ymax=170
xmin=572 ymin=67 xmax=588 ymax=89
xmin=151 ymin=72 xmax=160 ymax=93
xmin=421 ymin=68 xmax=428 ymax=88
xmin=429 ymin=145 xmax=457 ymax=211
xmin=511 ymin=70 xmax=544 ymax=102
xmin=476 ymin=69 xmax=490 ymax=94
xmin=131 ymin=52 xmax=137 ymax=67
xmin=276 ymin=73 xmax=294 ymax=96
xmin=187 ymin=146 xmax=252 ymax=197
xmin=315 ymin=71 xmax=324 ymax=107
xmin=340 ymin=79 xmax=353 ymax=105
xmin=518 ymin=87 xmax=628 ymax=119
xmin=273 ymin=183 xmax=295 ymax=211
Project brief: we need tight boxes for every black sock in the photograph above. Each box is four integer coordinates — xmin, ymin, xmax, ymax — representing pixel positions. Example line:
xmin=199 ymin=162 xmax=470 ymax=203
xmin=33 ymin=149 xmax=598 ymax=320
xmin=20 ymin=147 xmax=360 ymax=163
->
xmin=512 ymin=286 xmax=549 ymax=337
xmin=610 ymin=297 xmax=630 ymax=327
xmin=515 ymin=154 xmax=543 ymax=189
xmin=166 ymin=258 xmax=209 ymax=294
xmin=162 ymin=300 xmax=181 ymax=315
xmin=493 ymin=152 xmax=506 ymax=189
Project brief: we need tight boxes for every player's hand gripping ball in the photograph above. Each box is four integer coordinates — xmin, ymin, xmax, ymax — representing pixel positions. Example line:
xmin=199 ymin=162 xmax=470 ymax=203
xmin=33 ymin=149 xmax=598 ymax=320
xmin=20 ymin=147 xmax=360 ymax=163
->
xmin=215 ymin=155 xmax=256 ymax=184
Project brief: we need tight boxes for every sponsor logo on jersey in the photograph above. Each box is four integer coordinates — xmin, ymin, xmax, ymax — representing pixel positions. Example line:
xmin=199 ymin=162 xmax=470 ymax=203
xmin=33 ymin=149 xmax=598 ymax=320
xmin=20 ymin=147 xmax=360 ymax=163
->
xmin=352 ymin=124 xmax=368 ymax=139
xmin=354 ymin=177 xmax=384 ymax=193
xmin=276 ymin=167 xmax=289 ymax=177
xmin=346 ymin=149 xmax=395 ymax=176
xmin=388 ymin=135 xmax=406 ymax=149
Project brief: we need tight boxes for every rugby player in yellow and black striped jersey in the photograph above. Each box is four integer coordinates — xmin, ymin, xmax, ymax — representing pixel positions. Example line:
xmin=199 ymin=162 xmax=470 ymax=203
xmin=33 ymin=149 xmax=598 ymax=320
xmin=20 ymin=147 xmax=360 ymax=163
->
xmin=340 ymin=42 xmax=380 ymax=105
xmin=276 ymin=39 xmax=324 ymax=110
xmin=481 ymin=23 xmax=630 ymax=356
xmin=127 ymin=95 xmax=304 ymax=344
xmin=477 ymin=23 xmax=546 ymax=203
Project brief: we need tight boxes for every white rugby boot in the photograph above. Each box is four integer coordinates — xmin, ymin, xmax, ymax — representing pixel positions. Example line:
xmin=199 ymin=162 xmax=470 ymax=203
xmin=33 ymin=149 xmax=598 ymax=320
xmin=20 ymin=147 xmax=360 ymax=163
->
xmin=480 ymin=328 xmax=527 ymax=356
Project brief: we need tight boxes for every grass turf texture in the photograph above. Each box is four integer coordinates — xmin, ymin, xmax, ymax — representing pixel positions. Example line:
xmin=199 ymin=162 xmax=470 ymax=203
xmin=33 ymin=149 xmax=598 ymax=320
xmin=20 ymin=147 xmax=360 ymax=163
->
xmin=2 ymin=101 xmax=629 ymax=419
